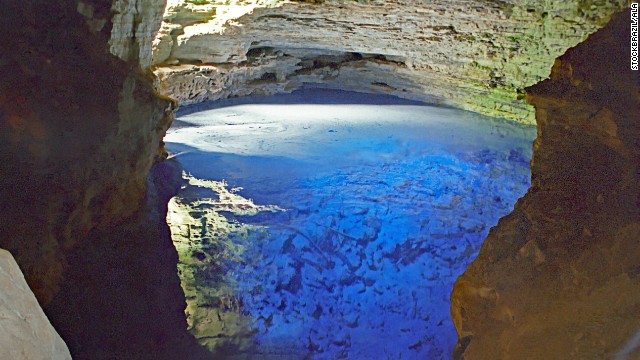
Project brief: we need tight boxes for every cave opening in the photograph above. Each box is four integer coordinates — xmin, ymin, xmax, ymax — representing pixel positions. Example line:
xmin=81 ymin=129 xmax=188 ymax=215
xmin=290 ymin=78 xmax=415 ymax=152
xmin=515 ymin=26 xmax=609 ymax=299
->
xmin=163 ymin=87 xmax=535 ymax=358
xmin=0 ymin=0 xmax=636 ymax=359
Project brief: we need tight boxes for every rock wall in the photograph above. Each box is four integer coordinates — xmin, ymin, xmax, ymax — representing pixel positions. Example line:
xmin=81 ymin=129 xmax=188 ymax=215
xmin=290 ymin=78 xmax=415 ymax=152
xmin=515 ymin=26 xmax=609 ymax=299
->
xmin=109 ymin=0 xmax=168 ymax=68
xmin=0 ymin=0 xmax=172 ymax=306
xmin=44 ymin=160 xmax=209 ymax=360
xmin=0 ymin=249 xmax=71 ymax=360
xmin=0 ymin=1 xmax=207 ymax=358
xmin=151 ymin=0 xmax=626 ymax=124
xmin=451 ymin=10 xmax=640 ymax=359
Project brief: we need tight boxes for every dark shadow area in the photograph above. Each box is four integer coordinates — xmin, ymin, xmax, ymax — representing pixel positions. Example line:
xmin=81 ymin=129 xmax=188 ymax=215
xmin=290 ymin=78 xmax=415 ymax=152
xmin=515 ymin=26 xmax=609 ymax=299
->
xmin=45 ymin=159 xmax=210 ymax=360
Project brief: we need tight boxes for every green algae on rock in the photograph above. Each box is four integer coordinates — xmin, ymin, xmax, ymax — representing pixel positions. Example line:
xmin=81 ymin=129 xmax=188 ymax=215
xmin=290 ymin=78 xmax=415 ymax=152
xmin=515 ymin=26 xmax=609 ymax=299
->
xmin=167 ymin=173 xmax=284 ymax=353
xmin=152 ymin=0 xmax=626 ymax=124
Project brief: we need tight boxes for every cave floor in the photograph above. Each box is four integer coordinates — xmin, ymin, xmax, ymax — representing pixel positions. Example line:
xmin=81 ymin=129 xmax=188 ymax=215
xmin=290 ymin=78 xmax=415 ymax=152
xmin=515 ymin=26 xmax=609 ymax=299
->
xmin=164 ymin=89 xmax=535 ymax=359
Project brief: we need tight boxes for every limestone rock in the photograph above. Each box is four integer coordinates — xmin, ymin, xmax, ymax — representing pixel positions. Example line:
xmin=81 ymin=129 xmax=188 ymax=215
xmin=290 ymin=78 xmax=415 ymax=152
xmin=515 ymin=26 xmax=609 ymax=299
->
xmin=152 ymin=0 xmax=626 ymax=123
xmin=0 ymin=249 xmax=71 ymax=360
xmin=451 ymin=10 xmax=640 ymax=359
xmin=110 ymin=0 xmax=168 ymax=68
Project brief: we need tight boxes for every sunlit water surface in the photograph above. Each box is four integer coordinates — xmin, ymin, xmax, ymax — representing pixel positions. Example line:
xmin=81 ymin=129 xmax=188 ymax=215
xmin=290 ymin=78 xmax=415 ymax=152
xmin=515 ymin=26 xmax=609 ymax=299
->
xmin=165 ymin=89 xmax=535 ymax=359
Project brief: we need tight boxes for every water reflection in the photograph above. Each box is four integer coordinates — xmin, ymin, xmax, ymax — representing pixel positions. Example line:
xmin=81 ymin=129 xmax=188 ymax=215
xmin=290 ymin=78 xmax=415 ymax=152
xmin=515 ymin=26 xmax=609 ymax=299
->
xmin=165 ymin=89 xmax=535 ymax=359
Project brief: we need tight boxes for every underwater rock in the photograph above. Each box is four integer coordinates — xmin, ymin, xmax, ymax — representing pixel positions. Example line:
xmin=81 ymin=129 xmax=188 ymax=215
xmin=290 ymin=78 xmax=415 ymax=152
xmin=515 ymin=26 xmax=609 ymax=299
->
xmin=165 ymin=94 xmax=535 ymax=358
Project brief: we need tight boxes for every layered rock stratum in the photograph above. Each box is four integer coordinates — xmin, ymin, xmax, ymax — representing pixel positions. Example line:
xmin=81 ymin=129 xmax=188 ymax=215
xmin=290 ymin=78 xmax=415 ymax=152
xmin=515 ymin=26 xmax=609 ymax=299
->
xmin=451 ymin=10 xmax=640 ymax=359
xmin=151 ymin=0 xmax=626 ymax=123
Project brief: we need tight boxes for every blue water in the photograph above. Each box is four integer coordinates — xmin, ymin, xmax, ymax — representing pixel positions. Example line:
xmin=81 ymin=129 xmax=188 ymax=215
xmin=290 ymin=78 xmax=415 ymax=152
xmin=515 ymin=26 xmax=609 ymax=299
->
xmin=166 ymin=89 xmax=535 ymax=359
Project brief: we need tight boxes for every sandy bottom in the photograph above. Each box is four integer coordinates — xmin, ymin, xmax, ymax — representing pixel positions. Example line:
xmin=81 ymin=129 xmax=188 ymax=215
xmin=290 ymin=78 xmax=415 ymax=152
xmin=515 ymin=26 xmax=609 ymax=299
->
xmin=165 ymin=88 xmax=535 ymax=359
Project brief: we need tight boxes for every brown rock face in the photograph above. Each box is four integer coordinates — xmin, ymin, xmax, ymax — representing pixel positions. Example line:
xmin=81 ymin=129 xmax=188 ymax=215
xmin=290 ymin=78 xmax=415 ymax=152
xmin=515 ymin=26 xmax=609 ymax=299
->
xmin=451 ymin=10 xmax=640 ymax=359
xmin=0 ymin=0 xmax=171 ymax=306
xmin=0 ymin=1 xmax=206 ymax=359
